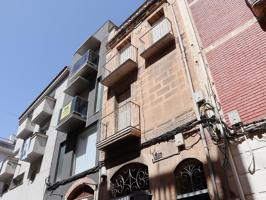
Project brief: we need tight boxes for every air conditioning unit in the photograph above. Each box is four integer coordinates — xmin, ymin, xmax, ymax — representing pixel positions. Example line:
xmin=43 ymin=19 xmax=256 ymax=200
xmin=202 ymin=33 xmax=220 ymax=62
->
xmin=227 ymin=110 xmax=242 ymax=126
xmin=175 ymin=133 xmax=185 ymax=147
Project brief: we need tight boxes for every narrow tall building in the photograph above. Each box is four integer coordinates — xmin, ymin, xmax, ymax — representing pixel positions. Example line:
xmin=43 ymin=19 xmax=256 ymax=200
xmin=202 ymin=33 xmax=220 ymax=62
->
xmin=44 ymin=21 xmax=115 ymax=200
xmin=96 ymin=0 xmax=226 ymax=199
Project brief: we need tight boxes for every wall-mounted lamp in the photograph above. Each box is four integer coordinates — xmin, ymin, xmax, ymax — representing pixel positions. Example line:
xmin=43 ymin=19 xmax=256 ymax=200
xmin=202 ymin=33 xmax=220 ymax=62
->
xmin=100 ymin=166 xmax=107 ymax=183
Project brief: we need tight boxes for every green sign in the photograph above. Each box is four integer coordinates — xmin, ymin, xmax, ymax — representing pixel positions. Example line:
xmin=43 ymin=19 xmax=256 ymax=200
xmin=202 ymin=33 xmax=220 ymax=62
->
xmin=60 ymin=102 xmax=72 ymax=120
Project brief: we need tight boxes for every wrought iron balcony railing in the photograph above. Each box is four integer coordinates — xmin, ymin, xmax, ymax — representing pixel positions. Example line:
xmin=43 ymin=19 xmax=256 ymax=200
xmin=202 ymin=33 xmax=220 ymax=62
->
xmin=102 ymin=45 xmax=138 ymax=87
xmin=140 ymin=18 xmax=175 ymax=59
xmin=97 ymin=101 xmax=141 ymax=151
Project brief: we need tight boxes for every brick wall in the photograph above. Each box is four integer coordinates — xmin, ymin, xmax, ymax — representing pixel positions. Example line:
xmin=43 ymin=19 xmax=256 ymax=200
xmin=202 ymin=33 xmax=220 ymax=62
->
xmin=190 ymin=0 xmax=254 ymax=47
xmin=189 ymin=0 xmax=266 ymax=123
xmin=206 ymin=23 xmax=266 ymax=122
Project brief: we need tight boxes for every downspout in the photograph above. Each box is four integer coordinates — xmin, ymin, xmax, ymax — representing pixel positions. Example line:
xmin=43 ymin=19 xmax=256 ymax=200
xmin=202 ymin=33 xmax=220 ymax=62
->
xmin=169 ymin=3 xmax=220 ymax=200
xmin=172 ymin=0 xmax=246 ymax=200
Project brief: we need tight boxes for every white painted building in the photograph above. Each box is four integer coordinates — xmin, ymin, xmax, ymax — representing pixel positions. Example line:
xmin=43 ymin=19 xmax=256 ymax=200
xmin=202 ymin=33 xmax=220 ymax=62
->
xmin=0 ymin=67 xmax=69 ymax=200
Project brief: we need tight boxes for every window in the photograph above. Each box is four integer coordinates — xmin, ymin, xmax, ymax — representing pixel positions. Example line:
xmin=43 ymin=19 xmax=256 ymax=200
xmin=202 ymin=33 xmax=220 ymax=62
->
xmin=175 ymin=158 xmax=210 ymax=200
xmin=95 ymin=78 xmax=103 ymax=113
xmin=20 ymin=138 xmax=31 ymax=160
xmin=111 ymin=163 xmax=149 ymax=198
xmin=116 ymin=88 xmax=131 ymax=132
xmin=73 ymin=126 xmax=97 ymax=175
xmin=54 ymin=142 xmax=66 ymax=182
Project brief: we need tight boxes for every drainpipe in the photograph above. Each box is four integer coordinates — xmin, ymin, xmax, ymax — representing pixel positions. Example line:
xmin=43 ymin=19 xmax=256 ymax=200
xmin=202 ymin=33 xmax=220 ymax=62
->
xmin=170 ymin=1 xmax=246 ymax=200
xmin=169 ymin=3 xmax=220 ymax=200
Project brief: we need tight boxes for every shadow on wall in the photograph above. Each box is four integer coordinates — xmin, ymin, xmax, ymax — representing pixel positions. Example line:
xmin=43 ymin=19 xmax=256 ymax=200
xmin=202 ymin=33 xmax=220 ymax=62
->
xmin=225 ymin=130 xmax=266 ymax=200
xmin=100 ymin=155 xmax=229 ymax=200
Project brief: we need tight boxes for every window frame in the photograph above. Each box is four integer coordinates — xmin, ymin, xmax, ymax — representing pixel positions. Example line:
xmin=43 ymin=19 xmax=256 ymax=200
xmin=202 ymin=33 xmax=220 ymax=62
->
xmin=54 ymin=142 xmax=66 ymax=183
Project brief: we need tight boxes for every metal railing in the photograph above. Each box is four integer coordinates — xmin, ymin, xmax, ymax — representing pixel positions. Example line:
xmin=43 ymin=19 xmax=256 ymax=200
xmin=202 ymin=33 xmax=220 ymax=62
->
xmin=102 ymin=45 xmax=138 ymax=79
xmin=70 ymin=50 xmax=99 ymax=77
xmin=100 ymin=101 xmax=141 ymax=140
xmin=140 ymin=18 xmax=174 ymax=53
xmin=58 ymin=96 xmax=88 ymax=123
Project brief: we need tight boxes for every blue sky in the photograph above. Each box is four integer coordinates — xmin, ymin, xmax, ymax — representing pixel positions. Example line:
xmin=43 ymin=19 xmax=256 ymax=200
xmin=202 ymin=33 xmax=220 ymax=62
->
xmin=0 ymin=0 xmax=144 ymax=139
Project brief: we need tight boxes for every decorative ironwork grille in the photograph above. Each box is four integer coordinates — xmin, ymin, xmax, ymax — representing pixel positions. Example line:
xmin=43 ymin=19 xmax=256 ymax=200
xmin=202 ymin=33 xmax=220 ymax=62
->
xmin=111 ymin=163 xmax=149 ymax=198
xmin=175 ymin=158 xmax=208 ymax=195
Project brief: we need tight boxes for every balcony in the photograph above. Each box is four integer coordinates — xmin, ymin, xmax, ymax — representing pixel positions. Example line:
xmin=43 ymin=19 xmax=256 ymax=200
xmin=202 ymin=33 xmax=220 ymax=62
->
xmin=97 ymin=101 xmax=141 ymax=151
xmin=70 ymin=50 xmax=99 ymax=80
xmin=140 ymin=18 xmax=175 ymax=60
xmin=32 ymin=96 xmax=55 ymax=125
xmin=0 ymin=158 xmax=18 ymax=182
xmin=64 ymin=76 xmax=91 ymax=97
xmin=56 ymin=96 xmax=88 ymax=133
xmin=102 ymin=45 xmax=138 ymax=88
xmin=17 ymin=118 xmax=35 ymax=139
xmin=21 ymin=133 xmax=47 ymax=163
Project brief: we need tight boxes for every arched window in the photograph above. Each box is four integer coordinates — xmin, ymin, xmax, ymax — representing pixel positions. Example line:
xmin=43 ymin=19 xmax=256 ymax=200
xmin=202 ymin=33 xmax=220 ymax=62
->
xmin=175 ymin=158 xmax=210 ymax=200
xmin=65 ymin=177 xmax=96 ymax=200
xmin=67 ymin=184 xmax=94 ymax=200
xmin=111 ymin=163 xmax=149 ymax=198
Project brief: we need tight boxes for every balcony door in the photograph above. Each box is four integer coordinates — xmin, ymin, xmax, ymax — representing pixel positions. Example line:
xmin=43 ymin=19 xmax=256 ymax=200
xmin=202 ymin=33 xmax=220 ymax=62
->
xmin=20 ymin=138 xmax=31 ymax=160
xmin=119 ymin=44 xmax=132 ymax=65
xmin=116 ymin=89 xmax=131 ymax=132
xmin=152 ymin=18 xmax=169 ymax=43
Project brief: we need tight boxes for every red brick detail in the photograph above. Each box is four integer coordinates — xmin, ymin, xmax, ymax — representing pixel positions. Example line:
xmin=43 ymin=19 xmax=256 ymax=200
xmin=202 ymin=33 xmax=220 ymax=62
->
xmin=206 ymin=24 xmax=266 ymax=123
xmin=190 ymin=0 xmax=254 ymax=47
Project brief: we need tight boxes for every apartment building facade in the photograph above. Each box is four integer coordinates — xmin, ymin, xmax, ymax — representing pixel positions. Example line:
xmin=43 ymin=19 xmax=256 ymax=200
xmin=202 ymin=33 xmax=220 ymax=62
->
xmin=44 ymin=21 xmax=115 ymax=200
xmin=0 ymin=67 xmax=69 ymax=200
xmin=0 ymin=136 xmax=16 ymax=195
xmin=1 ymin=0 xmax=266 ymax=200
xmin=96 ymin=0 xmax=228 ymax=199
xmin=175 ymin=0 xmax=266 ymax=199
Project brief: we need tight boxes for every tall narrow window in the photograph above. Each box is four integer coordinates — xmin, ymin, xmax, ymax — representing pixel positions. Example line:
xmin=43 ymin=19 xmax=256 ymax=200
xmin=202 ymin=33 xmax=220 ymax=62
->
xmin=20 ymin=138 xmax=31 ymax=160
xmin=54 ymin=142 xmax=66 ymax=182
xmin=116 ymin=88 xmax=131 ymax=132
xmin=95 ymin=78 xmax=103 ymax=113
xmin=73 ymin=126 xmax=97 ymax=175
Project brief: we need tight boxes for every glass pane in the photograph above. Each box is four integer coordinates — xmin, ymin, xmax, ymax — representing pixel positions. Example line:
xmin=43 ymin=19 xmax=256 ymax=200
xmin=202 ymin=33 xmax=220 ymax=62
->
xmin=55 ymin=143 xmax=66 ymax=182
xmin=95 ymin=80 xmax=103 ymax=113
xmin=74 ymin=128 xmax=97 ymax=175
xmin=20 ymin=138 xmax=31 ymax=160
